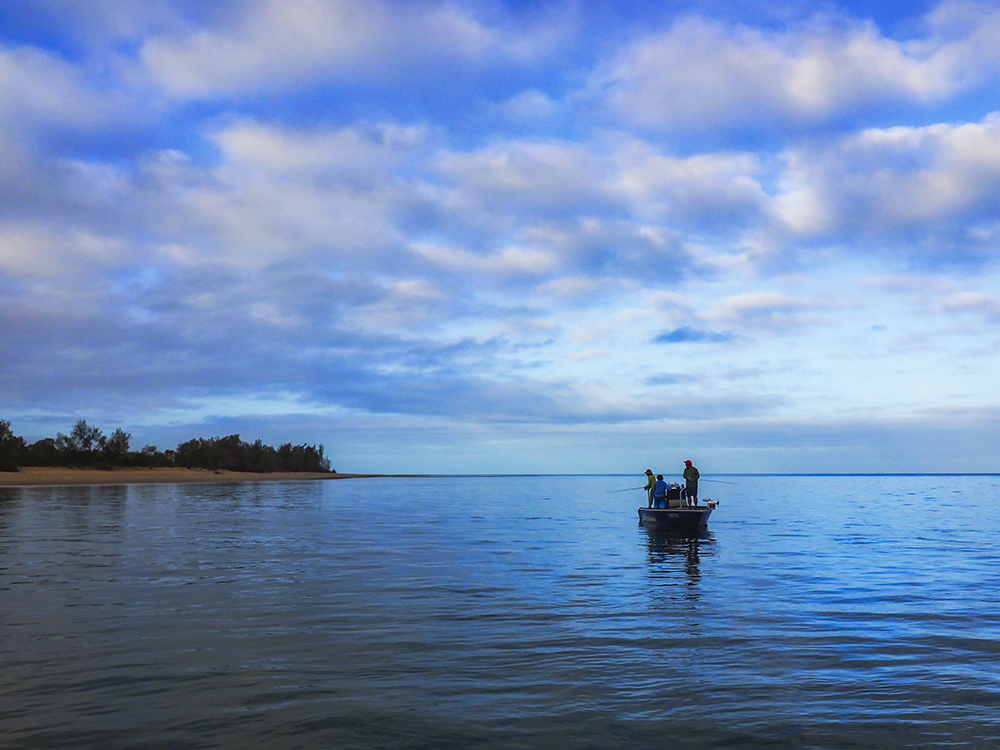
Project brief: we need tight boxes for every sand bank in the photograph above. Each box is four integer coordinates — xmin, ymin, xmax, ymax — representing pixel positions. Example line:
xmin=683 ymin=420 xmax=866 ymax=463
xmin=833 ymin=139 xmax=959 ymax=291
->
xmin=0 ymin=467 xmax=382 ymax=487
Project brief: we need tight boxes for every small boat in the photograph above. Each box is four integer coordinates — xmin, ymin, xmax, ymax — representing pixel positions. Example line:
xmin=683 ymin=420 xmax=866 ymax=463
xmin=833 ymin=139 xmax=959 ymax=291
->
xmin=638 ymin=500 xmax=718 ymax=530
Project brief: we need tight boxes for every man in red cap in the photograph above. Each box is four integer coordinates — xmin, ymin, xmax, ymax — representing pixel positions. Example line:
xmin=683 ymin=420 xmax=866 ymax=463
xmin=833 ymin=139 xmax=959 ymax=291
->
xmin=683 ymin=460 xmax=700 ymax=506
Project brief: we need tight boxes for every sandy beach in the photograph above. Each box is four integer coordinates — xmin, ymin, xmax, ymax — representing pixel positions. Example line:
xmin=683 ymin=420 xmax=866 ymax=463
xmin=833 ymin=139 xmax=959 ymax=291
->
xmin=0 ymin=467 xmax=382 ymax=487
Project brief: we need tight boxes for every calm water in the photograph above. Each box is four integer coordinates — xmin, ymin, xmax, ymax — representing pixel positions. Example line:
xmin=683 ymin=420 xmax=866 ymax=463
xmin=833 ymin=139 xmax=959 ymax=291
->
xmin=2 ymin=475 xmax=999 ymax=749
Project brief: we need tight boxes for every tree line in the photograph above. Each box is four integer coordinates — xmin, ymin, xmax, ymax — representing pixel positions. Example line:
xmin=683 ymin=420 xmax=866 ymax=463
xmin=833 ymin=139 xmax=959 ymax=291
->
xmin=0 ymin=419 xmax=332 ymax=474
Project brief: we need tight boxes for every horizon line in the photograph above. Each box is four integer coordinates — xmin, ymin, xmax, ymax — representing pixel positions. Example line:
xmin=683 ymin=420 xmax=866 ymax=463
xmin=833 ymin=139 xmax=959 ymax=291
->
xmin=347 ymin=472 xmax=1000 ymax=478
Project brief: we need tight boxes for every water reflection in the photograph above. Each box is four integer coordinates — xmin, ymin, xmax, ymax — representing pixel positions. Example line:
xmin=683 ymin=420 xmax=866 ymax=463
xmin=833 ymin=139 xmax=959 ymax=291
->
xmin=0 ymin=486 xmax=18 ymax=514
xmin=3 ymin=477 xmax=1000 ymax=749
xmin=0 ymin=489 xmax=17 ymax=570
xmin=643 ymin=529 xmax=715 ymax=599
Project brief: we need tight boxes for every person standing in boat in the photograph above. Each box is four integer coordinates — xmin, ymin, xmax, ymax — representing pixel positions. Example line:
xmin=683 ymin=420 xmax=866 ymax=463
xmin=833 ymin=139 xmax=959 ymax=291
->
xmin=653 ymin=474 xmax=668 ymax=508
xmin=643 ymin=469 xmax=656 ymax=507
xmin=683 ymin=460 xmax=700 ymax=506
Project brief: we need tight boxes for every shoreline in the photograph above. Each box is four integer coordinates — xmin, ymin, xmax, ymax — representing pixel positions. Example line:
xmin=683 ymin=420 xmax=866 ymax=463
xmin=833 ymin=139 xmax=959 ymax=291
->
xmin=0 ymin=467 xmax=392 ymax=487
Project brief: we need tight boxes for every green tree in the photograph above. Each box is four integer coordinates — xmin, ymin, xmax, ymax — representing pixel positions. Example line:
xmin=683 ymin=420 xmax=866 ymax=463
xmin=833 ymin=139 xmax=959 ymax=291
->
xmin=104 ymin=428 xmax=131 ymax=464
xmin=55 ymin=420 xmax=107 ymax=465
xmin=24 ymin=438 xmax=58 ymax=466
xmin=0 ymin=420 xmax=25 ymax=472
xmin=71 ymin=420 xmax=106 ymax=452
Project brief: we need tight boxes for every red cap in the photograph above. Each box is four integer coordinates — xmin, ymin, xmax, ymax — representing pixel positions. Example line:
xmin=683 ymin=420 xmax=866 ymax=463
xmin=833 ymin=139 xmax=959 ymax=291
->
xmin=684 ymin=460 xmax=692 ymax=466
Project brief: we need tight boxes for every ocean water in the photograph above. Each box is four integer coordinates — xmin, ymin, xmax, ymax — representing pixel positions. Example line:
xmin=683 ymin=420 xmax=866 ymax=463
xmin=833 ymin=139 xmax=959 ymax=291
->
xmin=1 ymin=474 xmax=999 ymax=749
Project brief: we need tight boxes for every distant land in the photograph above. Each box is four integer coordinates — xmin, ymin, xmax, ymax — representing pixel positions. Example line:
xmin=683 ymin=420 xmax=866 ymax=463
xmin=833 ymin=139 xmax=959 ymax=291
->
xmin=0 ymin=419 xmax=332 ymax=475
xmin=0 ymin=467 xmax=358 ymax=486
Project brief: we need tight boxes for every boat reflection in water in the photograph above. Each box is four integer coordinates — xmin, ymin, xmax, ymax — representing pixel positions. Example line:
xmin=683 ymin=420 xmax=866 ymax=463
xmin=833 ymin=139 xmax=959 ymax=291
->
xmin=643 ymin=527 xmax=716 ymax=599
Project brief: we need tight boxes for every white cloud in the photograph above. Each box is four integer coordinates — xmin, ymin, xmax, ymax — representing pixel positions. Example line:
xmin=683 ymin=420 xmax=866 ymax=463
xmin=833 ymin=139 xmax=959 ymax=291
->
xmin=536 ymin=275 xmax=618 ymax=300
xmin=494 ymin=89 xmax=562 ymax=125
xmin=705 ymin=292 xmax=824 ymax=331
xmin=773 ymin=114 xmax=1000 ymax=262
xmin=438 ymin=139 xmax=615 ymax=217
xmin=411 ymin=242 xmax=558 ymax=278
xmin=0 ymin=45 xmax=119 ymax=134
xmin=139 ymin=0 xmax=552 ymax=98
xmin=141 ymin=0 xmax=391 ymax=97
xmin=132 ymin=121 xmax=434 ymax=269
xmin=613 ymin=140 xmax=768 ymax=227
xmin=211 ymin=120 xmax=429 ymax=180
xmin=0 ymin=222 xmax=132 ymax=278
xmin=436 ymin=134 xmax=770 ymax=259
xmin=344 ymin=278 xmax=456 ymax=334
xmin=596 ymin=2 xmax=1000 ymax=130
xmin=941 ymin=291 xmax=1000 ymax=321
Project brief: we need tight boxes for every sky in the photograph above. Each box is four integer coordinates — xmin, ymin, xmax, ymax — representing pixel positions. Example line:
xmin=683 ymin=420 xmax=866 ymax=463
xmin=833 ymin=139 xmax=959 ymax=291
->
xmin=2 ymin=0 xmax=1000 ymax=474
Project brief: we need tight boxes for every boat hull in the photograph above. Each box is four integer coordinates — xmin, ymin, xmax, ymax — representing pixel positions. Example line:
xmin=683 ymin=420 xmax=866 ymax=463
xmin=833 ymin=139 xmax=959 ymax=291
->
xmin=638 ymin=505 xmax=714 ymax=530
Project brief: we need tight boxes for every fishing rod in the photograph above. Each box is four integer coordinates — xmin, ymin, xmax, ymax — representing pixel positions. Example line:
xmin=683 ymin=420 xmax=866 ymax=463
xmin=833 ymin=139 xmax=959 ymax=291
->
xmin=609 ymin=478 xmax=737 ymax=493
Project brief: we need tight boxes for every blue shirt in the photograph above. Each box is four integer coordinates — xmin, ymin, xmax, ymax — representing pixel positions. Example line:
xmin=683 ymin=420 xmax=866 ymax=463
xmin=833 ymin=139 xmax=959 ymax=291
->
xmin=653 ymin=479 xmax=667 ymax=497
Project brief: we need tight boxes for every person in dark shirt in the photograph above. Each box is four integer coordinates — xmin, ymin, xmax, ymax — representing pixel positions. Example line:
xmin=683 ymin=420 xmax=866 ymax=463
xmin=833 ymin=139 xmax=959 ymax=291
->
xmin=683 ymin=460 xmax=699 ymax=506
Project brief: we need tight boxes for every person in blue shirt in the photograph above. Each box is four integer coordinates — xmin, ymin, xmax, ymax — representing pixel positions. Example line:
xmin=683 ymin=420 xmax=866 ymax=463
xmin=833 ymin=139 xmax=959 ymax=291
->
xmin=653 ymin=474 xmax=668 ymax=508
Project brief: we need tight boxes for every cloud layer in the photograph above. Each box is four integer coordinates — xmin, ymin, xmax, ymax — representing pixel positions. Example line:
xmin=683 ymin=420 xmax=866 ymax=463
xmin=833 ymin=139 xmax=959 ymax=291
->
xmin=2 ymin=0 xmax=1000 ymax=471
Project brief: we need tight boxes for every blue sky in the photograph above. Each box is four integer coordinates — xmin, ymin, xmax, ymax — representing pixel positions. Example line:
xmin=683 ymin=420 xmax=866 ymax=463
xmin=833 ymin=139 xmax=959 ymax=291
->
xmin=2 ymin=0 xmax=1000 ymax=474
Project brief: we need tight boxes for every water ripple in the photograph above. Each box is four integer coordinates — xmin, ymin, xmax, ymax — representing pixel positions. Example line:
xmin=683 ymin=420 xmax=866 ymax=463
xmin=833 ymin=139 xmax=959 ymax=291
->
xmin=2 ymin=475 xmax=999 ymax=748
